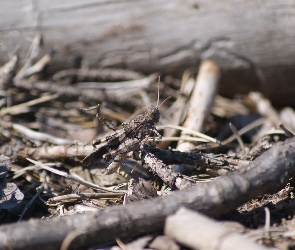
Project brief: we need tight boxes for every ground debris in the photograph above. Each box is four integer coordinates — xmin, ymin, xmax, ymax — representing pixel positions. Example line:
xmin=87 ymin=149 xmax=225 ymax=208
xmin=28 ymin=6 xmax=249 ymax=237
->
xmin=0 ymin=49 xmax=295 ymax=250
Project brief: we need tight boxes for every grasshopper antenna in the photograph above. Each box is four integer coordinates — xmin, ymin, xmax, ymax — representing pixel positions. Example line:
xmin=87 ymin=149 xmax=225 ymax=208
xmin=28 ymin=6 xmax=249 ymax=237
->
xmin=156 ymin=76 xmax=171 ymax=108
xmin=159 ymin=96 xmax=171 ymax=108
xmin=157 ymin=76 xmax=160 ymax=107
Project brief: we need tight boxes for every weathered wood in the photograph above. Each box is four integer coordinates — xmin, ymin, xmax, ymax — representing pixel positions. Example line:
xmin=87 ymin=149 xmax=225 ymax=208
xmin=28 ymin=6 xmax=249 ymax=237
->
xmin=1 ymin=1 xmax=295 ymax=104
xmin=0 ymin=137 xmax=295 ymax=250
xmin=177 ymin=60 xmax=220 ymax=152
xmin=165 ymin=208 xmax=269 ymax=250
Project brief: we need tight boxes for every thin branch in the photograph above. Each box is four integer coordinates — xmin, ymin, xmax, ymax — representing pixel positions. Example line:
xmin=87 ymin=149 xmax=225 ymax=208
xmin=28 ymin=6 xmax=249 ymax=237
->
xmin=12 ymin=123 xmax=72 ymax=145
xmin=142 ymin=144 xmax=207 ymax=166
xmin=141 ymin=145 xmax=194 ymax=190
xmin=26 ymin=158 xmax=127 ymax=194
xmin=18 ymin=187 xmax=43 ymax=222
xmin=16 ymin=34 xmax=42 ymax=79
xmin=229 ymin=122 xmax=246 ymax=152
xmin=222 ymin=118 xmax=265 ymax=145
xmin=158 ymin=124 xmax=219 ymax=144
xmin=177 ymin=60 xmax=220 ymax=152
xmin=18 ymin=53 xmax=53 ymax=79
xmin=279 ymin=124 xmax=294 ymax=138
xmin=47 ymin=193 xmax=123 ymax=205
xmin=0 ymin=93 xmax=59 ymax=116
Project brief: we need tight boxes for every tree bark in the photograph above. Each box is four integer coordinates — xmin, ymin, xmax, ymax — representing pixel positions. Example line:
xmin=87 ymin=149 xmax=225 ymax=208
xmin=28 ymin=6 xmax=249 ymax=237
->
xmin=0 ymin=137 xmax=295 ymax=250
xmin=1 ymin=1 xmax=295 ymax=104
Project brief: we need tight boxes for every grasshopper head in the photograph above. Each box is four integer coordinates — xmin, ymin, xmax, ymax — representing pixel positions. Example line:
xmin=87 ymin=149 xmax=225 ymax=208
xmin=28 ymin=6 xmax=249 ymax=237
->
xmin=147 ymin=105 xmax=160 ymax=124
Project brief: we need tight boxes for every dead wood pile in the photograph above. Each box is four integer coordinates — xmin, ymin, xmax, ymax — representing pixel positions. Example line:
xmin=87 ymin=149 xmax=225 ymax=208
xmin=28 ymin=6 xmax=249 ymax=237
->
xmin=1 ymin=41 xmax=295 ymax=249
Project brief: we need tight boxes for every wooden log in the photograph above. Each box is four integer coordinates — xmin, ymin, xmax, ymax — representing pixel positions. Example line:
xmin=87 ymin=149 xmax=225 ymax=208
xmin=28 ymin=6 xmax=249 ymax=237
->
xmin=1 ymin=0 xmax=295 ymax=104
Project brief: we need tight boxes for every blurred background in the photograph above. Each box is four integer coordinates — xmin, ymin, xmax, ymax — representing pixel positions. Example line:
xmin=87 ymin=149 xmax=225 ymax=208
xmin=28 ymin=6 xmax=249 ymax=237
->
xmin=1 ymin=0 xmax=295 ymax=105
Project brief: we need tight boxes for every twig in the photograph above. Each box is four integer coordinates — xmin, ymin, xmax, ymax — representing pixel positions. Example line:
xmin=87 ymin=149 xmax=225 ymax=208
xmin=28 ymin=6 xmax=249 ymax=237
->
xmin=158 ymin=124 xmax=219 ymax=144
xmin=53 ymin=68 xmax=145 ymax=82
xmin=60 ymin=230 xmax=85 ymax=250
xmin=165 ymin=207 xmax=269 ymax=250
xmin=177 ymin=60 xmax=220 ymax=152
xmin=150 ymin=136 xmax=209 ymax=143
xmin=14 ymin=79 xmax=142 ymax=109
xmin=142 ymin=144 xmax=207 ymax=166
xmin=47 ymin=193 xmax=123 ymax=205
xmin=16 ymin=142 xmax=208 ymax=168
xmin=0 ymin=55 xmax=18 ymax=89
xmin=18 ymin=52 xmax=53 ymax=79
xmin=222 ymin=117 xmax=265 ymax=145
xmin=18 ymin=187 xmax=43 ymax=222
xmin=77 ymin=74 xmax=157 ymax=90
xmin=10 ymin=165 xmax=40 ymax=180
xmin=16 ymin=34 xmax=42 ymax=79
xmin=264 ymin=207 xmax=271 ymax=234
xmin=141 ymin=145 xmax=194 ymax=189
xmin=12 ymin=123 xmax=72 ymax=145
xmin=279 ymin=124 xmax=294 ymax=138
xmin=26 ymin=158 xmax=127 ymax=194
xmin=248 ymin=92 xmax=280 ymax=127
xmin=229 ymin=122 xmax=246 ymax=152
xmin=161 ymin=72 xmax=195 ymax=148
xmin=17 ymin=144 xmax=94 ymax=161
xmin=0 ymin=93 xmax=59 ymax=116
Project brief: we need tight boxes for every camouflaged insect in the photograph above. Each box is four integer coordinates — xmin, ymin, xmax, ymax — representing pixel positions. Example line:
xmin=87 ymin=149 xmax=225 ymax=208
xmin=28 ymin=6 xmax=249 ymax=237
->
xmin=82 ymin=79 xmax=164 ymax=174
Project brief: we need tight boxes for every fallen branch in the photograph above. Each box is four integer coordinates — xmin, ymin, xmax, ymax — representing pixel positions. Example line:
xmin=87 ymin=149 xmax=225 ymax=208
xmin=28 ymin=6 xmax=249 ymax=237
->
xmin=177 ymin=60 xmax=220 ymax=151
xmin=16 ymin=143 xmax=207 ymax=167
xmin=165 ymin=207 xmax=269 ymax=250
xmin=0 ymin=93 xmax=59 ymax=117
xmin=14 ymin=74 xmax=157 ymax=110
xmin=141 ymin=145 xmax=193 ymax=190
xmin=47 ymin=192 xmax=123 ymax=205
xmin=27 ymin=158 xmax=126 ymax=194
xmin=0 ymin=137 xmax=295 ymax=249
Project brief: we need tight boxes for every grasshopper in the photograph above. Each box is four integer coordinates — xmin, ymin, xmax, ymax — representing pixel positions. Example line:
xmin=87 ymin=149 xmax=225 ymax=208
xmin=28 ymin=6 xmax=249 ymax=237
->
xmin=82 ymin=78 xmax=167 ymax=173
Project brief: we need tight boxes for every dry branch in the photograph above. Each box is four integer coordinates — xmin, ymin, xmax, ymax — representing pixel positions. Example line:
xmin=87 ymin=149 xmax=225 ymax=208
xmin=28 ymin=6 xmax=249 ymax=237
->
xmin=165 ymin=207 xmax=270 ymax=250
xmin=13 ymin=79 xmax=142 ymax=109
xmin=17 ymin=144 xmax=93 ymax=162
xmin=16 ymin=143 xmax=207 ymax=167
xmin=141 ymin=145 xmax=193 ymax=190
xmin=0 ymin=55 xmax=18 ymax=89
xmin=0 ymin=94 xmax=59 ymax=117
xmin=1 ymin=137 xmax=295 ymax=249
xmin=177 ymin=60 xmax=220 ymax=152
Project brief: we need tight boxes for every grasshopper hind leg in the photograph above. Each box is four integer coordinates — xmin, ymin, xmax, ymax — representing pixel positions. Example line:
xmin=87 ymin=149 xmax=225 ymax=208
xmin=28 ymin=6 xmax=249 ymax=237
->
xmin=81 ymin=147 xmax=108 ymax=167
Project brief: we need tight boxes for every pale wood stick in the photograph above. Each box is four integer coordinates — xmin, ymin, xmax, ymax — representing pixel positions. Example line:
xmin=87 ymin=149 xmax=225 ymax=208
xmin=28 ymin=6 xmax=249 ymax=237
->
xmin=177 ymin=60 xmax=220 ymax=152
xmin=160 ymin=71 xmax=195 ymax=148
xmin=248 ymin=92 xmax=280 ymax=127
xmin=18 ymin=53 xmax=53 ymax=79
xmin=165 ymin=207 xmax=271 ymax=250
xmin=12 ymin=123 xmax=72 ymax=145
xmin=27 ymin=158 xmax=126 ymax=194
xmin=0 ymin=55 xmax=18 ymax=89
xmin=0 ymin=93 xmax=59 ymax=116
